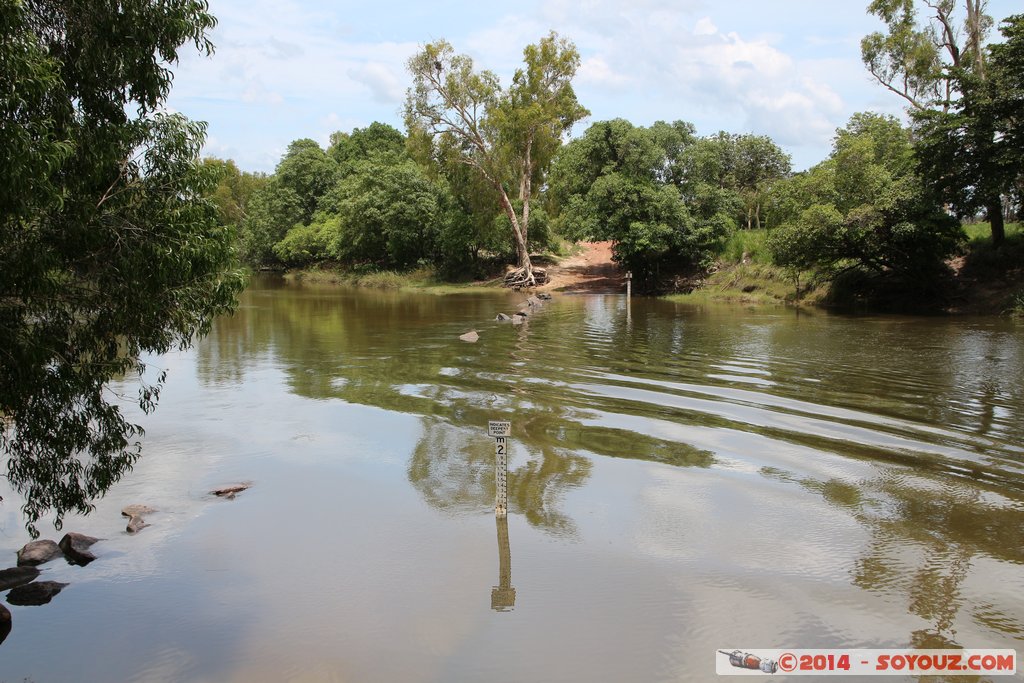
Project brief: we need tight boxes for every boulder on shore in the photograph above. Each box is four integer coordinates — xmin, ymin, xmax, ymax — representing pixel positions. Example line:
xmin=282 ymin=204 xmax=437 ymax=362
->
xmin=6 ymin=581 xmax=68 ymax=606
xmin=0 ymin=566 xmax=41 ymax=592
xmin=16 ymin=540 xmax=61 ymax=567
xmin=59 ymin=532 xmax=100 ymax=566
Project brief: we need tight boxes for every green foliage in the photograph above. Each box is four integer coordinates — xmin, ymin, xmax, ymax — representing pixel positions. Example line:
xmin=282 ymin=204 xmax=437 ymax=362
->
xmin=405 ymin=32 xmax=588 ymax=277
xmin=272 ymin=216 xmax=338 ymax=266
xmin=0 ymin=0 xmax=244 ymax=532
xmin=240 ymin=178 xmax=304 ymax=264
xmin=550 ymin=119 xmax=716 ymax=284
xmin=275 ymin=139 xmax=338 ymax=221
xmin=767 ymin=113 xmax=962 ymax=288
xmin=721 ymin=229 xmax=771 ymax=264
xmin=327 ymin=158 xmax=453 ymax=270
xmin=913 ymin=14 xmax=1024 ymax=240
xmin=329 ymin=122 xmax=407 ymax=172
xmin=203 ymin=157 xmax=266 ymax=227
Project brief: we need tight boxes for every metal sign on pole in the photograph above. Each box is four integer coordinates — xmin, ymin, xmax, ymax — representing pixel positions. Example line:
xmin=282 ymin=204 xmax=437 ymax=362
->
xmin=488 ymin=421 xmax=511 ymax=517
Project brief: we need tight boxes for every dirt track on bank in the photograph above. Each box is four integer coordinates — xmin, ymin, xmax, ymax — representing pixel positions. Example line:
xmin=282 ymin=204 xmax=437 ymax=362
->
xmin=540 ymin=241 xmax=623 ymax=293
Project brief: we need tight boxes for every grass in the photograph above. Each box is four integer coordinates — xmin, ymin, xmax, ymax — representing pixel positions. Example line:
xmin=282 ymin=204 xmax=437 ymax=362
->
xmin=665 ymin=262 xmax=827 ymax=306
xmin=962 ymin=221 xmax=1022 ymax=245
xmin=720 ymin=229 xmax=772 ymax=265
xmin=283 ymin=264 xmax=505 ymax=294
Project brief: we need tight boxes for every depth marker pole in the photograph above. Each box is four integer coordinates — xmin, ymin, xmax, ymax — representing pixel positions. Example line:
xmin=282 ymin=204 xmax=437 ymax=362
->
xmin=488 ymin=421 xmax=511 ymax=517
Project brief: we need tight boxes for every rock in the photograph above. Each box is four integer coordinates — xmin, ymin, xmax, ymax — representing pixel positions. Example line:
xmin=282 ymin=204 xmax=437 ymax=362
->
xmin=511 ymin=316 xmax=524 ymax=326
xmin=121 ymin=504 xmax=155 ymax=518
xmin=212 ymin=483 xmax=251 ymax=499
xmin=495 ymin=313 xmax=512 ymax=322
xmin=514 ymin=309 xmax=528 ymax=318
xmin=16 ymin=540 xmax=61 ymax=567
xmin=0 ymin=604 xmax=10 ymax=646
xmin=526 ymin=296 xmax=543 ymax=307
xmin=0 ymin=566 xmax=41 ymax=591
xmin=537 ymin=292 xmax=552 ymax=300
xmin=6 ymin=581 xmax=68 ymax=606
xmin=122 ymin=504 xmax=155 ymax=534
xmin=59 ymin=532 xmax=100 ymax=566
xmin=458 ymin=331 xmax=479 ymax=343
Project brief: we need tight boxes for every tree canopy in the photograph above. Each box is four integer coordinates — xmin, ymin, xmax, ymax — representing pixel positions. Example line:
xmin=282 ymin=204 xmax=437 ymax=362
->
xmin=0 ymin=0 xmax=244 ymax=532
xmin=405 ymin=32 xmax=588 ymax=286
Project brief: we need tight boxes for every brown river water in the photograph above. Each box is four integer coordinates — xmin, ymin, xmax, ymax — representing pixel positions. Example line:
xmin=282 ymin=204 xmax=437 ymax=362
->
xmin=1 ymin=275 xmax=1022 ymax=682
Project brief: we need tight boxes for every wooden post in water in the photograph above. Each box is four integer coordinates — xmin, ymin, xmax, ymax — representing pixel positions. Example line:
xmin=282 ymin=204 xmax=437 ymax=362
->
xmin=488 ymin=421 xmax=511 ymax=517
xmin=626 ymin=270 xmax=632 ymax=299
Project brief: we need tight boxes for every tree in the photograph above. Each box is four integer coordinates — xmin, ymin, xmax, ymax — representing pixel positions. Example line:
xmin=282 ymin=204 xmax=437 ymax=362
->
xmin=861 ymin=0 xmax=1007 ymax=243
xmin=549 ymin=119 xmax=703 ymax=285
xmin=1 ymin=0 xmax=244 ymax=532
xmin=203 ymin=157 xmax=266 ymax=228
xmin=767 ymin=113 xmax=961 ymax=291
xmin=913 ymin=14 xmax=1024 ymax=235
xmin=405 ymin=32 xmax=588 ymax=287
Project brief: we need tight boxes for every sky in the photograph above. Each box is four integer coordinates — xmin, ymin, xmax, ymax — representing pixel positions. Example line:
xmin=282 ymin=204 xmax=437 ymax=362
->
xmin=165 ymin=0 xmax=1021 ymax=174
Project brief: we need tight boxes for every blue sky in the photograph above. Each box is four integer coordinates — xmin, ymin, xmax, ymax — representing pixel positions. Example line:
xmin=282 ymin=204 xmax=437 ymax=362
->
xmin=165 ymin=0 xmax=1021 ymax=173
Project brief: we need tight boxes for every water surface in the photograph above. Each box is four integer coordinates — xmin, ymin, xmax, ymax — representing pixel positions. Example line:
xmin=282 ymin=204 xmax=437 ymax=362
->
xmin=1 ymin=277 xmax=1022 ymax=682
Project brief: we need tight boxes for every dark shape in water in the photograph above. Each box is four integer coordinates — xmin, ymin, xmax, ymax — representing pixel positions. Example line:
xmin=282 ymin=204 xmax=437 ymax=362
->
xmin=0 ymin=604 xmax=10 ymax=646
xmin=7 ymin=581 xmax=68 ymax=606
xmin=0 ymin=566 xmax=41 ymax=591
xmin=16 ymin=540 xmax=61 ymax=567
xmin=212 ymin=483 xmax=251 ymax=500
xmin=60 ymin=532 xmax=101 ymax=566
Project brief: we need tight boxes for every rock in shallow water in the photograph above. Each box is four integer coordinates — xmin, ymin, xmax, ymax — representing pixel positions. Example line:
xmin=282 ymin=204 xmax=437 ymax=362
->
xmin=6 ymin=581 xmax=68 ymax=606
xmin=0 ymin=566 xmax=41 ymax=591
xmin=459 ymin=330 xmax=479 ymax=343
xmin=0 ymin=604 xmax=10 ymax=645
xmin=16 ymin=540 xmax=61 ymax=567
xmin=59 ymin=533 xmax=100 ymax=566
xmin=212 ymin=483 xmax=251 ymax=499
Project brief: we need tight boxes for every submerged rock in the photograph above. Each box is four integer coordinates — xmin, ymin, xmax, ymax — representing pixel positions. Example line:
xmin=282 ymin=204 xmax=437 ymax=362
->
xmin=59 ymin=533 xmax=100 ymax=566
xmin=537 ymin=292 xmax=553 ymax=301
xmin=0 ymin=566 xmax=41 ymax=591
xmin=459 ymin=330 xmax=480 ymax=343
xmin=495 ymin=313 xmax=512 ymax=322
xmin=6 ymin=581 xmax=68 ymax=606
xmin=212 ymin=483 xmax=251 ymax=500
xmin=526 ymin=295 xmax=543 ymax=308
xmin=0 ymin=604 xmax=10 ymax=646
xmin=16 ymin=540 xmax=61 ymax=567
xmin=122 ymin=504 xmax=156 ymax=534
xmin=121 ymin=504 xmax=155 ymax=518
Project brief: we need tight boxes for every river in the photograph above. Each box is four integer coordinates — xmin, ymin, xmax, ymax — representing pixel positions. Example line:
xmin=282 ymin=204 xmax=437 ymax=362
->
xmin=1 ymin=276 xmax=1022 ymax=682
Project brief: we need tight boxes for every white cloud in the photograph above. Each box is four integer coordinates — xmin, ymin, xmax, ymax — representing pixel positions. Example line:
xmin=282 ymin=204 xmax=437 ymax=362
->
xmin=348 ymin=62 xmax=406 ymax=105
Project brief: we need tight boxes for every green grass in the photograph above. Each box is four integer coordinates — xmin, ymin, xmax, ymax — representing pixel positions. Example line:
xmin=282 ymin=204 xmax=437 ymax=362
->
xmin=664 ymin=262 xmax=825 ymax=306
xmin=719 ymin=229 xmax=772 ymax=265
xmin=962 ymin=221 xmax=1022 ymax=245
xmin=284 ymin=265 xmax=503 ymax=294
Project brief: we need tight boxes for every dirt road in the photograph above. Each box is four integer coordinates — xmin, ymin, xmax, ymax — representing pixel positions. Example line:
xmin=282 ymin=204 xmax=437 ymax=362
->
xmin=541 ymin=241 xmax=623 ymax=293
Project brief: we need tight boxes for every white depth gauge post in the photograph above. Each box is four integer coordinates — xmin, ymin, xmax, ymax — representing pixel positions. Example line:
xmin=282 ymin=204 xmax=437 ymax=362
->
xmin=488 ymin=421 xmax=511 ymax=517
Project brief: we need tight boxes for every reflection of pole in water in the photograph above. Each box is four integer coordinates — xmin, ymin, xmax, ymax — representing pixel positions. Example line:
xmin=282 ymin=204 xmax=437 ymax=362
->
xmin=491 ymin=516 xmax=516 ymax=611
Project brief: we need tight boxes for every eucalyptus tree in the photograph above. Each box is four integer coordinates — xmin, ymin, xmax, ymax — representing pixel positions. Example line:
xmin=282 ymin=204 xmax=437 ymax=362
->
xmin=405 ymin=32 xmax=588 ymax=287
xmin=1 ymin=0 xmax=244 ymax=532
xmin=861 ymin=0 xmax=1008 ymax=243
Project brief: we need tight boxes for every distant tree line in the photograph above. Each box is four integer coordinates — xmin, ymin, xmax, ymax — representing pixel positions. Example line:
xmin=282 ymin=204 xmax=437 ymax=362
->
xmin=213 ymin=9 xmax=1021 ymax=297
